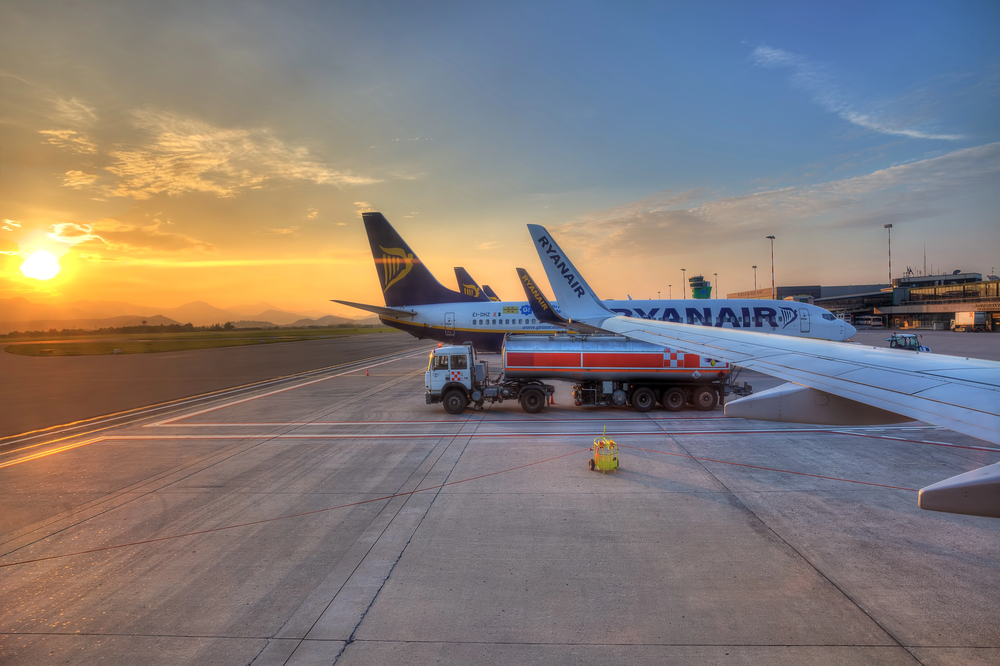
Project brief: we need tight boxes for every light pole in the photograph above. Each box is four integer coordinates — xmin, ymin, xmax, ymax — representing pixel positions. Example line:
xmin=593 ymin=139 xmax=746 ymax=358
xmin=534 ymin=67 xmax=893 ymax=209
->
xmin=681 ymin=269 xmax=686 ymax=299
xmin=884 ymin=224 xmax=893 ymax=286
xmin=657 ymin=290 xmax=660 ymax=300
xmin=752 ymin=265 xmax=757 ymax=291
xmin=766 ymin=236 xmax=776 ymax=300
xmin=714 ymin=272 xmax=718 ymax=299
xmin=668 ymin=284 xmax=672 ymax=298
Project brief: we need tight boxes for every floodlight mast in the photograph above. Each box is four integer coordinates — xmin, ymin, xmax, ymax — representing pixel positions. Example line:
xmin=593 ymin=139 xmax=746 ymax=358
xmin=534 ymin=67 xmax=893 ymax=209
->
xmin=766 ymin=236 xmax=776 ymax=300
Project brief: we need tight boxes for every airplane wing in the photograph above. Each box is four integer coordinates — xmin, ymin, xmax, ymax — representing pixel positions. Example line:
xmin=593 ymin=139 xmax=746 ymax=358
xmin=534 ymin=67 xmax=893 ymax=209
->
xmin=527 ymin=223 xmax=1000 ymax=518
xmin=330 ymin=300 xmax=418 ymax=318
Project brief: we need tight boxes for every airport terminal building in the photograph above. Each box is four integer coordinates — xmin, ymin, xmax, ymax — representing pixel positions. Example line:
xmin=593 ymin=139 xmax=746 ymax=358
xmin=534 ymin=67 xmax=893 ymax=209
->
xmin=729 ymin=273 xmax=1000 ymax=331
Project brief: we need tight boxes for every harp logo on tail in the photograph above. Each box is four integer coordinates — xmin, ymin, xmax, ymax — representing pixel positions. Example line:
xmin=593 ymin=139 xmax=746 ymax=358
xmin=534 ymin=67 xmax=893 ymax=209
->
xmin=379 ymin=246 xmax=414 ymax=292
xmin=461 ymin=283 xmax=481 ymax=298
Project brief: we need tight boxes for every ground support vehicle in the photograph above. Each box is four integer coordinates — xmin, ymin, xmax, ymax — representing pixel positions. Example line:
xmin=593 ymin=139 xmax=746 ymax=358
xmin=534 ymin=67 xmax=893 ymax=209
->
xmin=504 ymin=334 xmax=750 ymax=413
xmin=425 ymin=342 xmax=555 ymax=414
xmin=951 ymin=311 xmax=988 ymax=332
xmin=886 ymin=333 xmax=931 ymax=352
xmin=425 ymin=334 xmax=751 ymax=414
xmin=590 ymin=430 xmax=619 ymax=472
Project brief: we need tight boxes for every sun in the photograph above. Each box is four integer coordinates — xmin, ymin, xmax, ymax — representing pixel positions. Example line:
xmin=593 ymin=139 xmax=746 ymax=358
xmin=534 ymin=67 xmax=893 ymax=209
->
xmin=21 ymin=250 xmax=62 ymax=280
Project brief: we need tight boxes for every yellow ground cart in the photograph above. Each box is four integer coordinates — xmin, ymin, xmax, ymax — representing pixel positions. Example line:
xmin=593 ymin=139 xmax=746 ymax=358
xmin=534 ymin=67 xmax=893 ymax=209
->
xmin=590 ymin=428 xmax=619 ymax=473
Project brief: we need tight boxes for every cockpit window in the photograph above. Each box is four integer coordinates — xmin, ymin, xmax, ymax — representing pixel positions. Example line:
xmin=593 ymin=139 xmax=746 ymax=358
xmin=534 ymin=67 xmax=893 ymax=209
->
xmin=822 ymin=313 xmax=835 ymax=320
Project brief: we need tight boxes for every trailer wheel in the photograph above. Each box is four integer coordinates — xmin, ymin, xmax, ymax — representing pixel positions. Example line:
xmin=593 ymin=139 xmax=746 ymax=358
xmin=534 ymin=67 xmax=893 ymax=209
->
xmin=631 ymin=387 xmax=656 ymax=412
xmin=692 ymin=386 xmax=718 ymax=411
xmin=661 ymin=387 xmax=687 ymax=412
xmin=443 ymin=389 xmax=468 ymax=414
xmin=520 ymin=388 xmax=545 ymax=414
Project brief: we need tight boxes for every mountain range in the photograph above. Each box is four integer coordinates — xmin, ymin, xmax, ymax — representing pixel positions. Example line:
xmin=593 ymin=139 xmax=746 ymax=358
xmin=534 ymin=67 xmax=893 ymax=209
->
xmin=0 ymin=297 xmax=377 ymax=334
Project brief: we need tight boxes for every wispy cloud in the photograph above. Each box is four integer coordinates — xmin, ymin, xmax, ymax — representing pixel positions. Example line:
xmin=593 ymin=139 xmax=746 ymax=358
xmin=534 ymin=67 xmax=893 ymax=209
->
xmin=257 ymin=226 xmax=301 ymax=236
xmin=553 ymin=142 xmax=1000 ymax=259
xmin=2 ymin=219 xmax=22 ymax=232
xmin=62 ymin=170 xmax=99 ymax=188
xmin=98 ymin=109 xmax=380 ymax=199
xmin=39 ymin=129 xmax=98 ymax=153
xmin=476 ymin=240 xmax=503 ymax=250
xmin=751 ymin=45 xmax=964 ymax=141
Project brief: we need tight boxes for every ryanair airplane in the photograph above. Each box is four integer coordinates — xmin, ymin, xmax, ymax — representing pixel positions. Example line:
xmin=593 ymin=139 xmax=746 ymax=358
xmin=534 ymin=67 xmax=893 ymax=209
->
xmin=332 ymin=213 xmax=856 ymax=352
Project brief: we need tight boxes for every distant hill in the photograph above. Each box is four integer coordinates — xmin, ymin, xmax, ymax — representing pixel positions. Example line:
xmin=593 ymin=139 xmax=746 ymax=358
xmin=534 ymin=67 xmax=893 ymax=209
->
xmin=0 ymin=314 xmax=180 ymax=335
xmin=0 ymin=296 xmax=375 ymax=333
xmin=283 ymin=315 xmax=357 ymax=328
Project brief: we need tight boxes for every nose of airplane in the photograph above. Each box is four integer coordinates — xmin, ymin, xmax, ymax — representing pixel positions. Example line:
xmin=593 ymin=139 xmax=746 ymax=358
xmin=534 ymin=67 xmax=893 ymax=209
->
xmin=844 ymin=322 xmax=857 ymax=339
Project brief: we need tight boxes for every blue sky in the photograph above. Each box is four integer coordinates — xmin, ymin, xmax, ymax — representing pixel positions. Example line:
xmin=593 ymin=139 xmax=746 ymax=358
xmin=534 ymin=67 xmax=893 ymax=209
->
xmin=1 ymin=1 xmax=997 ymax=311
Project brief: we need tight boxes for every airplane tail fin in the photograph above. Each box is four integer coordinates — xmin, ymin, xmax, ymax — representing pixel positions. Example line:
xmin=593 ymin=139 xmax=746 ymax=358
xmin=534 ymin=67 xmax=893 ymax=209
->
xmin=454 ymin=267 xmax=491 ymax=302
xmin=363 ymin=212 xmax=481 ymax=307
xmin=526 ymin=224 xmax=612 ymax=321
xmin=482 ymin=285 xmax=501 ymax=301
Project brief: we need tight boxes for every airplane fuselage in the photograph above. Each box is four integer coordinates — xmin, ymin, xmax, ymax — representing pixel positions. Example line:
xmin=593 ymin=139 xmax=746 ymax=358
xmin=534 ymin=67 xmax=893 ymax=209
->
xmin=380 ymin=299 xmax=854 ymax=352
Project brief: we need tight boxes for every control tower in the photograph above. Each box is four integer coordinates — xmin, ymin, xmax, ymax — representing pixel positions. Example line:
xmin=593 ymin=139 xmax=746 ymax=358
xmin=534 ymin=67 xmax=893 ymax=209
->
xmin=689 ymin=275 xmax=712 ymax=299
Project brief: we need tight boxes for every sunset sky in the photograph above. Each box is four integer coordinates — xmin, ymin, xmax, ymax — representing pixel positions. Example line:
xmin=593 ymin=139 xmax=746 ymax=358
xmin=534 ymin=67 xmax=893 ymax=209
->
xmin=1 ymin=1 xmax=998 ymax=317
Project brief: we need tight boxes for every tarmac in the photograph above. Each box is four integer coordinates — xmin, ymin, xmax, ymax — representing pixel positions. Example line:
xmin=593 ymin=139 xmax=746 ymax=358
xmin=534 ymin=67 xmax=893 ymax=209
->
xmin=1 ymin=332 xmax=998 ymax=665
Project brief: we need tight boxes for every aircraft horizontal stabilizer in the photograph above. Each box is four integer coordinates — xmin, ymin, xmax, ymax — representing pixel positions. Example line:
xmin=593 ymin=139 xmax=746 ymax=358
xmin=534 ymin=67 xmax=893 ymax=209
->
xmin=725 ymin=383 xmax=913 ymax=426
xmin=330 ymin=300 xmax=418 ymax=318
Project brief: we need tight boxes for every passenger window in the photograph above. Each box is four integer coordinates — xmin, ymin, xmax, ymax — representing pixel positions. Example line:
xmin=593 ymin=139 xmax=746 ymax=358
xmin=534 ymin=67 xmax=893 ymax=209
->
xmin=451 ymin=355 xmax=468 ymax=369
xmin=432 ymin=355 xmax=450 ymax=371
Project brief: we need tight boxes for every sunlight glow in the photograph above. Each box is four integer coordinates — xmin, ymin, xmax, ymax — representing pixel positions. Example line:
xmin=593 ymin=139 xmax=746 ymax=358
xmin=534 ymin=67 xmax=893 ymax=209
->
xmin=21 ymin=250 xmax=61 ymax=280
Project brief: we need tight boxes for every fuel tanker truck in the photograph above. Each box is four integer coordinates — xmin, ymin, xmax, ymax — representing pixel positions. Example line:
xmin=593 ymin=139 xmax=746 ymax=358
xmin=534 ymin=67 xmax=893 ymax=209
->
xmin=424 ymin=333 xmax=750 ymax=414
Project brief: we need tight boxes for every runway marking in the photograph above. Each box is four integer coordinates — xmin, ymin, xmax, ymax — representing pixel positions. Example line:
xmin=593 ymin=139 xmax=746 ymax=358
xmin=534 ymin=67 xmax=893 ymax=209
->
xmin=619 ymin=444 xmax=920 ymax=491
xmin=0 ymin=437 xmax=106 ymax=469
xmin=151 ymin=350 xmax=427 ymax=426
xmin=0 ymin=447 xmax=592 ymax=569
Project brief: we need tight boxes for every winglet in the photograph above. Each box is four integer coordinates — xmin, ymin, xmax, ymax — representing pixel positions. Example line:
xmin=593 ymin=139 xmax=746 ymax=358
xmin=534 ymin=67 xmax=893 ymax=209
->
xmin=526 ymin=224 xmax=612 ymax=322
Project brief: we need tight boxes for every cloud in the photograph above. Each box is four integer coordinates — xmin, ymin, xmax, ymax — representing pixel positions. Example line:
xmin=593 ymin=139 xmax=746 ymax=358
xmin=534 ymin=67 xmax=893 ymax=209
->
xmin=751 ymin=45 xmax=964 ymax=141
xmin=47 ymin=222 xmax=105 ymax=247
xmin=257 ymin=226 xmax=301 ymax=236
xmin=90 ymin=218 xmax=216 ymax=253
xmin=552 ymin=142 xmax=1000 ymax=259
xmin=2 ymin=219 xmax=22 ymax=231
xmin=39 ymin=129 xmax=98 ymax=153
xmin=306 ymin=207 xmax=319 ymax=220
xmin=62 ymin=170 xmax=99 ymax=188
xmin=54 ymin=97 xmax=97 ymax=125
xmin=354 ymin=201 xmax=374 ymax=213
xmin=100 ymin=109 xmax=379 ymax=199
xmin=476 ymin=240 xmax=503 ymax=250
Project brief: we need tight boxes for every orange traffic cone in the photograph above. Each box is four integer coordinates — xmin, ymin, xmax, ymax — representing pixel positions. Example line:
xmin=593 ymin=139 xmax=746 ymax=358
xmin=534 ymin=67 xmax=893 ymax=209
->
xmin=365 ymin=369 xmax=369 ymax=376
xmin=549 ymin=394 xmax=554 ymax=405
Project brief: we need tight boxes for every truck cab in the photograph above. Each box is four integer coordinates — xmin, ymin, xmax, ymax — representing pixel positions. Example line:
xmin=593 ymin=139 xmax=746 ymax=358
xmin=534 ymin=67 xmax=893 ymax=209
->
xmin=425 ymin=343 xmax=553 ymax=414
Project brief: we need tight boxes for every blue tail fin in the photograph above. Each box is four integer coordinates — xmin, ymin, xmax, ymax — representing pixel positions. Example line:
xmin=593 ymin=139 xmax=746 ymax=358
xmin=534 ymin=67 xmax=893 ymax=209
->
xmin=363 ymin=212 xmax=481 ymax=306
xmin=454 ymin=267 xmax=491 ymax=302
xmin=482 ymin=285 xmax=501 ymax=301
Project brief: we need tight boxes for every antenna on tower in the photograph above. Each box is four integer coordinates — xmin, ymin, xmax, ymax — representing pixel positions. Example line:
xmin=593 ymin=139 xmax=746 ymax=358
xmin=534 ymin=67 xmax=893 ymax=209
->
xmin=923 ymin=244 xmax=927 ymax=277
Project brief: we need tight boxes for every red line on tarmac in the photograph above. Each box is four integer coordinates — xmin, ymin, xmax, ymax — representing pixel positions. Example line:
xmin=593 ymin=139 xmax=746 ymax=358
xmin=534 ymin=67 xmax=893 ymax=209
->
xmin=0 ymin=448 xmax=591 ymax=569
xmin=618 ymin=444 xmax=919 ymax=491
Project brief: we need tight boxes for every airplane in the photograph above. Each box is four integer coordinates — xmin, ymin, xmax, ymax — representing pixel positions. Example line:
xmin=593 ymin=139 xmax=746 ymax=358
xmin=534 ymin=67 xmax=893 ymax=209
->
xmin=454 ymin=267 xmax=491 ymax=302
xmin=482 ymin=285 xmax=501 ymax=301
xmin=526 ymin=223 xmax=1000 ymax=519
xmin=332 ymin=213 xmax=856 ymax=353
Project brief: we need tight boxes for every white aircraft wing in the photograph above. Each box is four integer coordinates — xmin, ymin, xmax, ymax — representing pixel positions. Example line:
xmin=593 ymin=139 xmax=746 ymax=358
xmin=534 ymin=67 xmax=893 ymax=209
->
xmin=527 ymin=223 xmax=1000 ymax=518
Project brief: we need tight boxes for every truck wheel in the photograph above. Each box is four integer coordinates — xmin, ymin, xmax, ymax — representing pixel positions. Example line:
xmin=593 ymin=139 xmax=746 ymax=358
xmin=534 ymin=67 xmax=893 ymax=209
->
xmin=631 ymin=387 xmax=656 ymax=412
xmin=692 ymin=386 xmax=718 ymax=411
xmin=443 ymin=389 xmax=468 ymax=414
xmin=520 ymin=388 xmax=545 ymax=414
xmin=661 ymin=387 xmax=686 ymax=412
